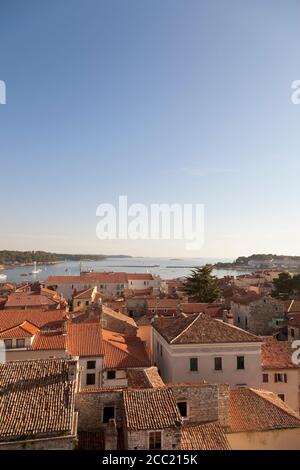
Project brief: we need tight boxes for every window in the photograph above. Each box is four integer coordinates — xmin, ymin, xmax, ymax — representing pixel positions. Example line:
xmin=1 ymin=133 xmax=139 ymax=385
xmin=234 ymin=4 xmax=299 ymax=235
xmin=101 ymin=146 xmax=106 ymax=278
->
xmin=86 ymin=373 xmax=95 ymax=386
xmin=149 ymin=431 xmax=162 ymax=450
xmin=85 ymin=301 xmax=89 ymax=306
xmin=275 ymin=373 xmax=287 ymax=383
xmin=190 ymin=357 xmax=198 ymax=372
xmin=214 ymin=357 xmax=222 ymax=371
xmin=278 ymin=394 xmax=285 ymax=402
xmin=103 ymin=406 xmax=115 ymax=423
xmin=245 ymin=317 xmax=248 ymax=329
xmin=291 ymin=328 xmax=295 ymax=338
xmin=160 ymin=344 xmax=163 ymax=357
xmin=4 ymin=339 xmax=12 ymax=349
xmin=16 ymin=338 xmax=25 ymax=348
xmin=237 ymin=316 xmax=240 ymax=324
xmin=87 ymin=360 xmax=96 ymax=369
xmin=107 ymin=370 xmax=116 ymax=380
xmin=263 ymin=373 xmax=269 ymax=383
xmin=237 ymin=356 xmax=245 ymax=370
xmin=177 ymin=401 xmax=187 ymax=418
xmin=77 ymin=301 xmax=80 ymax=306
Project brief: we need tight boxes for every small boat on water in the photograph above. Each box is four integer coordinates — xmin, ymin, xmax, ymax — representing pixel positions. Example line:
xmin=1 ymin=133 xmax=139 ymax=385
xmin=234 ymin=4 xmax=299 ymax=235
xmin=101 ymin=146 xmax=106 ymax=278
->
xmin=31 ymin=261 xmax=42 ymax=275
xmin=0 ymin=274 xmax=7 ymax=282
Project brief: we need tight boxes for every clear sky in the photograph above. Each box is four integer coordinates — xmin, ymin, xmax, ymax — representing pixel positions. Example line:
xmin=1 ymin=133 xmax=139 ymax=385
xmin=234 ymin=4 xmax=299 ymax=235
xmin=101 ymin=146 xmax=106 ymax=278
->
xmin=1 ymin=0 xmax=300 ymax=259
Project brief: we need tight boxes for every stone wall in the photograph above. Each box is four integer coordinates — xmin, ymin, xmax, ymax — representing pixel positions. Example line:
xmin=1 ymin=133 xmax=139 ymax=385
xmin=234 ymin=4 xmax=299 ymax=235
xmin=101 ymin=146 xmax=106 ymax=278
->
xmin=103 ymin=310 xmax=137 ymax=335
xmin=171 ymin=384 xmax=219 ymax=423
xmin=0 ymin=435 xmax=76 ymax=450
xmin=75 ymin=390 xmax=123 ymax=430
xmin=125 ymin=427 xmax=181 ymax=450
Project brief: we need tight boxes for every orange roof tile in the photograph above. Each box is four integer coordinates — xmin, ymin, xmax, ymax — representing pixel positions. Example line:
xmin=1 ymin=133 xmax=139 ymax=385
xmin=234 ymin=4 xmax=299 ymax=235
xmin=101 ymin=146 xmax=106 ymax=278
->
xmin=181 ymin=423 xmax=231 ymax=450
xmin=123 ymin=388 xmax=182 ymax=430
xmin=153 ymin=313 xmax=261 ymax=344
xmin=0 ymin=359 xmax=76 ymax=441
xmin=32 ymin=330 xmax=66 ymax=350
xmin=0 ymin=309 xmax=66 ymax=332
xmin=262 ymin=337 xmax=299 ymax=369
xmin=229 ymin=388 xmax=300 ymax=433
xmin=66 ymin=323 xmax=104 ymax=356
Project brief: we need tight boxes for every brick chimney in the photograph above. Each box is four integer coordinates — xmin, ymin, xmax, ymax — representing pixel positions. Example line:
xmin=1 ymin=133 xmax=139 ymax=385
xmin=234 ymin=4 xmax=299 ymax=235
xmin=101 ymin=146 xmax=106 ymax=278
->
xmin=105 ymin=419 xmax=118 ymax=450
xmin=223 ymin=309 xmax=234 ymax=325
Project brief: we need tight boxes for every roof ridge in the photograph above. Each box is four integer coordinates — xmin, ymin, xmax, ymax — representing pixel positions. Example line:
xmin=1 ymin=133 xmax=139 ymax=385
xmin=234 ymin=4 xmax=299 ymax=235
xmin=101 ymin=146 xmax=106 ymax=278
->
xmin=250 ymin=388 xmax=300 ymax=422
xmin=170 ymin=313 xmax=201 ymax=344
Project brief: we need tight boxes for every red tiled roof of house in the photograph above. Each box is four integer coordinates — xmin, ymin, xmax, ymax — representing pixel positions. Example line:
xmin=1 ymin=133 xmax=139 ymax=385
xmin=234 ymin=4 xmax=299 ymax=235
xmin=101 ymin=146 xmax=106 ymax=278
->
xmin=229 ymin=388 xmax=300 ymax=433
xmin=66 ymin=322 xmax=104 ymax=356
xmin=0 ymin=359 xmax=76 ymax=441
xmin=284 ymin=299 xmax=300 ymax=314
xmin=47 ymin=272 xmax=154 ymax=285
xmin=32 ymin=330 xmax=66 ymax=350
xmin=147 ymin=299 xmax=180 ymax=309
xmin=102 ymin=329 xmax=150 ymax=369
xmin=127 ymin=273 xmax=154 ymax=280
xmin=123 ymin=388 xmax=182 ymax=430
xmin=180 ymin=302 xmax=223 ymax=318
xmin=0 ymin=321 xmax=39 ymax=339
xmin=181 ymin=423 xmax=231 ymax=450
xmin=261 ymin=337 xmax=299 ymax=369
xmin=153 ymin=313 xmax=261 ymax=345
xmin=127 ymin=367 xmax=165 ymax=389
xmin=73 ymin=287 xmax=96 ymax=300
xmin=102 ymin=305 xmax=137 ymax=328
xmin=5 ymin=291 xmax=61 ymax=308
xmin=0 ymin=309 xmax=67 ymax=332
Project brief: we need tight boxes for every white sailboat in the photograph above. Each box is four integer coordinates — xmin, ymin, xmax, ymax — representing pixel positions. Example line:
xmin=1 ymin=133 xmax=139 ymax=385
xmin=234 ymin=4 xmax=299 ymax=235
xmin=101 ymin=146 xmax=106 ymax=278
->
xmin=0 ymin=273 xmax=7 ymax=282
xmin=31 ymin=261 xmax=42 ymax=275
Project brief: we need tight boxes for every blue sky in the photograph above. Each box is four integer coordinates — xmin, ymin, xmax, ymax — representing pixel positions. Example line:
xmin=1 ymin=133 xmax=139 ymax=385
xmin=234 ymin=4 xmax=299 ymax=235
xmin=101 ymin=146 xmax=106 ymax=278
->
xmin=1 ymin=0 xmax=300 ymax=258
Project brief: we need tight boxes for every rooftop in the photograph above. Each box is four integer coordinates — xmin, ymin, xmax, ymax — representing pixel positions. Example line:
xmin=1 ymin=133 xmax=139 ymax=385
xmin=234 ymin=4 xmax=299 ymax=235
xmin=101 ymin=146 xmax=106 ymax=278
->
xmin=123 ymin=388 xmax=182 ymax=430
xmin=229 ymin=388 xmax=300 ymax=433
xmin=181 ymin=423 xmax=231 ymax=450
xmin=0 ymin=309 xmax=67 ymax=333
xmin=0 ymin=359 xmax=76 ymax=442
xmin=262 ymin=337 xmax=299 ymax=370
xmin=153 ymin=313 xmax=261 ymax=345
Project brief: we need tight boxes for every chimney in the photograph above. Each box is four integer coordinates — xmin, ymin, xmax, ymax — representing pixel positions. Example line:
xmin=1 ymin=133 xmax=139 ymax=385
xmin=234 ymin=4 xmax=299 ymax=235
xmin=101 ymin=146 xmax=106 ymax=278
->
xmin=105 ymin=419 xmax=118 ymax=450
xmin=68 ymin=360 xmax=78 ymax=382
xmin=217 ymin=384 xmax=230 ymax=430
xmin=223 ymin=309 xmax=234 ymax=325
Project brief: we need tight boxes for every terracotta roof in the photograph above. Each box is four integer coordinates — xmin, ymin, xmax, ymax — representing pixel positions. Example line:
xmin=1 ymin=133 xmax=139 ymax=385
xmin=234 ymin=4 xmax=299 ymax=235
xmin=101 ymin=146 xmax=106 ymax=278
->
xmin=102 ymin=305 xmax=137 ymax=328
xmin=73 ymin=287 xmax=96 ymax=300
xmin=229 ymin=388 xmax=300 ymax=433
xmin=0 ymin=309 xmax=66 ymax=332
xmin=32 ymin=330 xmax=66 ymax=350
xmin=284 ymin=300 xmax=300 ymax=314
xmin=123 ymin=388 xmax=182 ymax=430
xmin=262 ymin=337 xmax=299 ymax=369
xmin=181 ymin=423 xmax=231 ymax=450
xmin=147 ymin=299 xmax=179 ymax=309
xmin=5 ymin=291 xmax=60 ymax=308
xmin=231 ymin=293 xmax=265 ymax=305
xmin=180 ymin=302 xmax=223 ymax=318
xmin=47 ymin=272 xmax=154 ymax=285
xmin=102 ymin=329 xmax=150 ymax=369
xmin=126 ymin=367 xmax=164 ymax=389
xmin=153 ymin=313 xmax=261 ymax=345
xmin=0 ymin=359 xmax=76 ymax=441
xmin=0 ymin=321 xmax=39 ymax=339
xmin=66 ymin=323 xmax=104 ymax=356
xmin=127 ymin=273 xmax=154 ymax=280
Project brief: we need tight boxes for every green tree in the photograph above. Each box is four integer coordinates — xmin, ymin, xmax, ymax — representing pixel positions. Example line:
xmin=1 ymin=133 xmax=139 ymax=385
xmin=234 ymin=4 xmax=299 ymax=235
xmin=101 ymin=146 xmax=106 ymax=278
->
xmin=272 ymin=272 xmax=295 ymax=299
xmin=183 ymin=265 xmax=221 ymax=302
